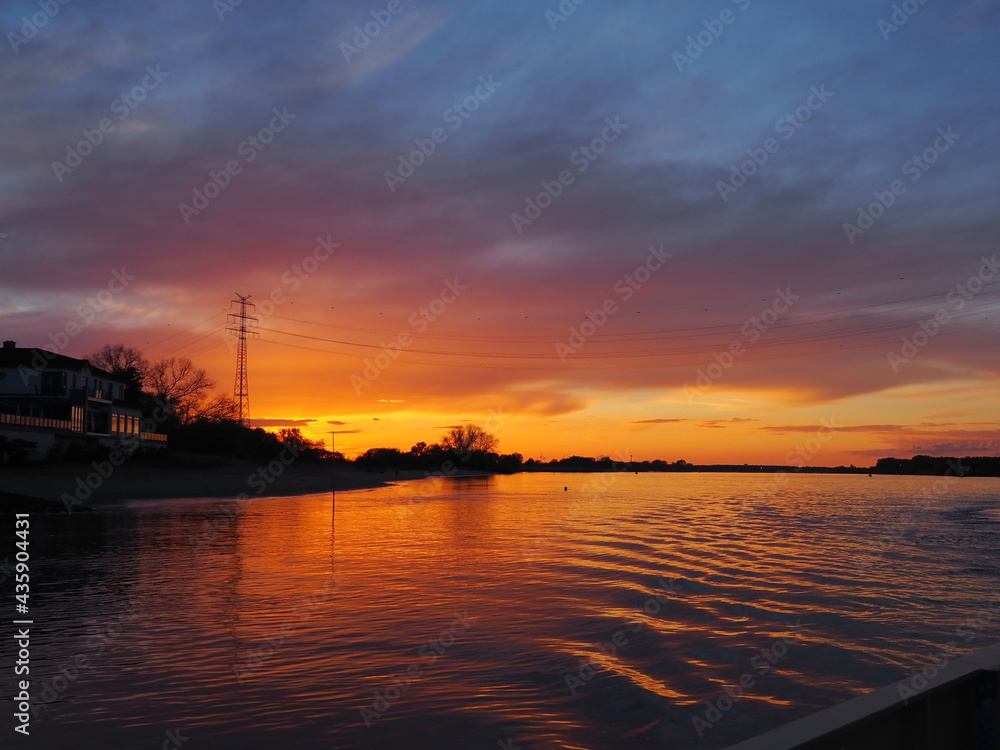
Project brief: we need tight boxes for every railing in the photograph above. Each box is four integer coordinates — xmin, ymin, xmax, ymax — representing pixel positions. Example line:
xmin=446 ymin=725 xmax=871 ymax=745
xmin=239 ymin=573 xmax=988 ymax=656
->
xmin=0 ymin=413 xmax=75 ymax=431
xmin=726 ymin=641 xmax=1000 ymax=750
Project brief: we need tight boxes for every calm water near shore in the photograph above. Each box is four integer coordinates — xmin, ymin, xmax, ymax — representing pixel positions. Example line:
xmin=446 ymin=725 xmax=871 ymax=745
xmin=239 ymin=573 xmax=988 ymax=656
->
xmin=4 ymin=472 xmax=1000 ymax=749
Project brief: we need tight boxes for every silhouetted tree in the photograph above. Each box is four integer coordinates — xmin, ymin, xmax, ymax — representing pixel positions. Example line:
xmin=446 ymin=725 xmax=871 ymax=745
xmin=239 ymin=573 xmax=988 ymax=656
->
xmin=441 ymin=424 xmax=498 ymax=454
xmin=278 ymin=427 xmax=325 ymax=459
xmin=194 ymin=394 xmax=239 ymax=423
xmin=497 ymin=452 xmax=523 ymax=473
xmin=146 ymin=357 xmax=215 ymax=425
xmin=169 ymin=421 xmax=283 ymax=462
xmin=88 ymin=343 xmax=148 ymax=400
xmin=356 ymin=447 xmax=407 ymax=468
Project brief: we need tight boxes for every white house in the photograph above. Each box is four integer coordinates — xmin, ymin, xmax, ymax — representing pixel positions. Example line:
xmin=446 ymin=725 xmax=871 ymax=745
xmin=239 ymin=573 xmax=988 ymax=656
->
xmin=0 ymin=340 xmax=167 ymax=458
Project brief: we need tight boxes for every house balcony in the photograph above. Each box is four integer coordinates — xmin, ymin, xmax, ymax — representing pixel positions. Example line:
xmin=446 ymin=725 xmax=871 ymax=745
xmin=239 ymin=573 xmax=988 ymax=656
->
xmin=0 ymin=412 xmax=75 ymax=432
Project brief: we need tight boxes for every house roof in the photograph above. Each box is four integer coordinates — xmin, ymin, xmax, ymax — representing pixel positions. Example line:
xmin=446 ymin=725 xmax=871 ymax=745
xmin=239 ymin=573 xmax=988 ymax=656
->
xmin=0 ymin=347 xmax=118 ymax=381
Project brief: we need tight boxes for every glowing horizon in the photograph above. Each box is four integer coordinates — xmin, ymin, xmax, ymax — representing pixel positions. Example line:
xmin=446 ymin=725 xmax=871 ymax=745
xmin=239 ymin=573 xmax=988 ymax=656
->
xmin=2 ymin=1 xmax=998 ymax=466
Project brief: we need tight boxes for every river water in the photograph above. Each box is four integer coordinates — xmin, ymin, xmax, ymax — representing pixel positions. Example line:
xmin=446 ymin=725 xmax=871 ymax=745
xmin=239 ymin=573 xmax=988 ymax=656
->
xmin=3 ymin=472 xmax=999 ymax=749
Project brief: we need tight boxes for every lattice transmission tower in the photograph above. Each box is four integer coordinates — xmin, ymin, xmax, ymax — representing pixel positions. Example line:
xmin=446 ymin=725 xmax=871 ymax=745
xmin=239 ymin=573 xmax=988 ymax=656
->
xmin=226 ymin=294 xmax=258 ymax=427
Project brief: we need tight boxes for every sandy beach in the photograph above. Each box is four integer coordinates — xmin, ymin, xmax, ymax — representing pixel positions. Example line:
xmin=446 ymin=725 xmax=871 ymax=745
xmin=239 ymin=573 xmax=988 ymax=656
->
xmin=0 ymin=456 xmax=430 ymax=511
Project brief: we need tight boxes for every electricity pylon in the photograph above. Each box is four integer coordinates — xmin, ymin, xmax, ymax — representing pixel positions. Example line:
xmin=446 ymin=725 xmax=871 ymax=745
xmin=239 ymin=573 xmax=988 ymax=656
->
xmin=226 ymin=294 xmax=258 ymax=427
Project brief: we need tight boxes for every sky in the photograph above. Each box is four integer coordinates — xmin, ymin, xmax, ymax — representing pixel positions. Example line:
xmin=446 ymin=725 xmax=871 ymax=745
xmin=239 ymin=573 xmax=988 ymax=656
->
xmin=1 ymin=0 xmax=999 ymax=465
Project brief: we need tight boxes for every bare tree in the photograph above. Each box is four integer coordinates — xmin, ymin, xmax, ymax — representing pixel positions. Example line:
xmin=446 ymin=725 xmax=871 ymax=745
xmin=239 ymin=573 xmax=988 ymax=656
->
xmin=88 ymin=343 xmax=149 ymax=395
xmin=191 ymin=394 xmax=239 ymax=423
xmin=146 ymin=357 xmax=215 ymax=425
xmin=441 ymin=424 xmax=498 ymax=454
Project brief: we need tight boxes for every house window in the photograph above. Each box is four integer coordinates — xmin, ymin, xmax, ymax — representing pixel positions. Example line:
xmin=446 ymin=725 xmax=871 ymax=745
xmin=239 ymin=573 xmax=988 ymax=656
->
xmin=112 ymin=414 xmax=119 ymax=433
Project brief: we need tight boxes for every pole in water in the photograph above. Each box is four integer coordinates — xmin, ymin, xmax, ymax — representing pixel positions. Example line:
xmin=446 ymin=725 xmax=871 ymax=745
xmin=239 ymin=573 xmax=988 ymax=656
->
xmin=330 ymin=431 xmax=337 ymax=521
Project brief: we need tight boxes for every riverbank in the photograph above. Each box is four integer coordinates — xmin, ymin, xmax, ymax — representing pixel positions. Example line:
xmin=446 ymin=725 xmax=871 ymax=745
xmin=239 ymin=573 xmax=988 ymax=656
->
xmin=0 ymin=459 xmax=429 ymax=511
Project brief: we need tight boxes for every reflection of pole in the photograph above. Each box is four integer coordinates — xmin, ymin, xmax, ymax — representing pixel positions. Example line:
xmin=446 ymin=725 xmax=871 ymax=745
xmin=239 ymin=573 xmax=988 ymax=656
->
xmin=330 ymin=431 xmax=336 ymax=523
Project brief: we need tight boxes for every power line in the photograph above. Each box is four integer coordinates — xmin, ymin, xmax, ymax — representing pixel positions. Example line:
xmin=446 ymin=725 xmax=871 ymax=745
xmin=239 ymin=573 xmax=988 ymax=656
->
xmin=255 ymin=300 xmax=998 ymax=361
xmin=145 ymin=310 xmax=228 ymax=353
xmin=253 ymin=317 xmax=999 ymax=371
xmin=264 ymin=283 xmax=1000 ymax=344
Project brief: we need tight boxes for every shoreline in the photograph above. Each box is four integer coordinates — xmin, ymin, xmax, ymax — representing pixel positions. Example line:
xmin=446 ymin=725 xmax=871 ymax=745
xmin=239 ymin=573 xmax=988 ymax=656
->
xmin=3 ymin=461 xmax=997 ymax=514
xmin=0 ymin=461 xmax=432 ymax=512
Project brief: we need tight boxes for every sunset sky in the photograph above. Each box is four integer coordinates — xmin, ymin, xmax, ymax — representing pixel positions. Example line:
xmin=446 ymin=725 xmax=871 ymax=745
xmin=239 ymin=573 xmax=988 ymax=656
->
xmin=2 ymin=0 xmax=998 ymax=464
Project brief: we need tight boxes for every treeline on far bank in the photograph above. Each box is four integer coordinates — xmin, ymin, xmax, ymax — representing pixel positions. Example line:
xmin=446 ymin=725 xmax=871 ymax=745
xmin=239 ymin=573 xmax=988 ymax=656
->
xmin=870 ymin=455 xmax=1000 ymax=477
xmin=3 ymin=419 xmax=998 ymax=478
xmin=519 ymin=455 xmax=1000 ymax=477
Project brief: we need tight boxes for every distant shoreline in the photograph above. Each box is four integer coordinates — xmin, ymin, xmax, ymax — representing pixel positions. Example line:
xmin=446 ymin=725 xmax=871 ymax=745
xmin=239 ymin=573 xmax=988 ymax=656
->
xmin=518 ymin=454 xmax=1000 ymax=478
xmin=2 ymin=455 xmax=997 ymax=514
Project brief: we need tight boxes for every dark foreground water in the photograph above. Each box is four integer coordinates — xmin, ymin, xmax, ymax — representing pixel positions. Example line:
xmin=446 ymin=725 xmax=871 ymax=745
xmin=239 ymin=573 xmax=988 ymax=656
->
xmin=2 ymin=472 xmax=999 ymax=749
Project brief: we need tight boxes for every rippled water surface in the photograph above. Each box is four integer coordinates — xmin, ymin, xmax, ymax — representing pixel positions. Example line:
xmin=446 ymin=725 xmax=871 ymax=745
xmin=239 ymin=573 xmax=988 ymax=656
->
xmin=4 ymin=472 xmax=1000 ymax=749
